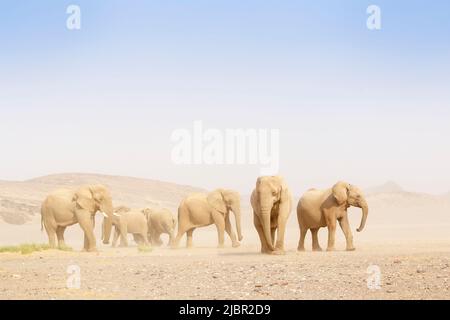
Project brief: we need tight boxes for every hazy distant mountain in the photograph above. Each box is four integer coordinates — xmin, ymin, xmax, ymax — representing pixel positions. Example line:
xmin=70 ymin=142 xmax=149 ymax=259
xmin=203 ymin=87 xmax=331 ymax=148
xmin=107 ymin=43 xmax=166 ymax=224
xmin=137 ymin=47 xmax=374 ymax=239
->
xmin=365 ymin=181 xmax=404 ymax=195
xmin=0 ymin=173 xmax=205 ymax=225
xmin=362 ymin=184 xmax=450 ymax=225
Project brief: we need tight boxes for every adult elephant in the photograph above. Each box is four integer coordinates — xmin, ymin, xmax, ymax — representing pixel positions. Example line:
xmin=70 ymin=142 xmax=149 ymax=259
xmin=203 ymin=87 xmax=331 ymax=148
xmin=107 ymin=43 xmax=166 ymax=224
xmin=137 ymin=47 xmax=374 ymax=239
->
xmin=41 ymin=185 xmax=114 ymax=252
xmin=173 ymin=189 xmax=243 ymax=249
xmin=251 ymin=176 xmax=292 ymax=255
xmin=143 ymin=208 xmax=176 ymax=247
xmin=297 ymin=181 xmax=368 ymax=252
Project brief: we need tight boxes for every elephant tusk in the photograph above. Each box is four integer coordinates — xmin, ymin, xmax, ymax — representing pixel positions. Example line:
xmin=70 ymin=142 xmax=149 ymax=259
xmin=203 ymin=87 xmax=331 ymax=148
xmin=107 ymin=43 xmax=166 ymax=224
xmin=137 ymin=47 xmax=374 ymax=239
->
xmin=101 ymin=212 xmax=108 ymax=218
xmin=113 ymin=212 xmax=121 ymax=217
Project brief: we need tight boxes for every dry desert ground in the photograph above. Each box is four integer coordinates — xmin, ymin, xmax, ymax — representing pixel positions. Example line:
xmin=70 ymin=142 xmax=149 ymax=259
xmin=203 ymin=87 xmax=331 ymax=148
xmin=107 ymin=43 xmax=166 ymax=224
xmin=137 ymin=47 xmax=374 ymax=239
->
xmin=0 ymin=174 xmax=449 ymax=300
xmin=0 ymin=239 xmax=449 ymax=300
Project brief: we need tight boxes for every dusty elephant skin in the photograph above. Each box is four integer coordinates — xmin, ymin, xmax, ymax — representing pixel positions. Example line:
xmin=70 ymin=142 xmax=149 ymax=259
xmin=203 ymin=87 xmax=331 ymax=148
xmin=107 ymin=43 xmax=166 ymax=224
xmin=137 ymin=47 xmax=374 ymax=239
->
xmin=297 ymin=181 xmax=369 ymax=252
xmin=173 ymin=189 xmax=243 ymax=249
xmin=143 ymin=208 xmax=176 ymax=247
xmin=0 ymin=244 xmax=449 ymax=300
xmin=41 ymin=185 xmax=114 ymax=252
xmin=251 ymin=176 xmax=292 ymax=255
xmin=109 ymin=209 xmax=150 ymax=248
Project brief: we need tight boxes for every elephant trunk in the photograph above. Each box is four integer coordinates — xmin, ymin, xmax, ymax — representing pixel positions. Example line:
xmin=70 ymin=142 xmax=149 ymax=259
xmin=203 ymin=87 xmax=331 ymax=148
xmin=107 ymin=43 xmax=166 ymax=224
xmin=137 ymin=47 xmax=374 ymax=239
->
xmin=101 ymin=202 xmax=114 ymax=244
xmin=260 ymin=206 xmax=274 ymax=251
xmin=232 ymin=206 xmax=243 ymax=241
xmin=357 ymin=200 xmax=368 ymax=232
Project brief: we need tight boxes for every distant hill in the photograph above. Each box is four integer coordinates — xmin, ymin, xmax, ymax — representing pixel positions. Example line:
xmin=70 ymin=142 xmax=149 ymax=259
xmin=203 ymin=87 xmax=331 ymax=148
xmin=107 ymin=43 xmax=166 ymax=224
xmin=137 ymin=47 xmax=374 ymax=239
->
xmin=362 ymin=182 xmax=450 ymax=226
xmin=0 ymin=173 xmax=206 ymax=225
xmin=365 ymin=181 xmax=404 ymax=195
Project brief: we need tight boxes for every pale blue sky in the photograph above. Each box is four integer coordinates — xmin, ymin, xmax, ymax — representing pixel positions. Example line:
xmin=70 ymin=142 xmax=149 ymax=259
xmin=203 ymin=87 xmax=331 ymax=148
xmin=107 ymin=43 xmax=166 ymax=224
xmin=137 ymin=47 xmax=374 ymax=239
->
xmin=0 ymin=1 xmax=449 ymax=194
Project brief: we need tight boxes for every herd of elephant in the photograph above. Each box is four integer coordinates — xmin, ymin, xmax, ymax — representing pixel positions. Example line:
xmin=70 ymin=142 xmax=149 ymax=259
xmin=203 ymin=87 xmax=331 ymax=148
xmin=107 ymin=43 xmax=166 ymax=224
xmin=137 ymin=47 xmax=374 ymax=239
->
xmin=40 ymin=176 xmax=368 ymax=254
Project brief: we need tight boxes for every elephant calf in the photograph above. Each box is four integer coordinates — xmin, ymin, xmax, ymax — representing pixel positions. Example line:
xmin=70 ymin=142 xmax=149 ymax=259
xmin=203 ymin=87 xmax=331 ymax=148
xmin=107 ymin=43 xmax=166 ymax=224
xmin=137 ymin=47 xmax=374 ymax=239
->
xmin=105 ymin=208 xmax=150 ymax=247
xmin=142 ymin=208 xmax=176 ymax=246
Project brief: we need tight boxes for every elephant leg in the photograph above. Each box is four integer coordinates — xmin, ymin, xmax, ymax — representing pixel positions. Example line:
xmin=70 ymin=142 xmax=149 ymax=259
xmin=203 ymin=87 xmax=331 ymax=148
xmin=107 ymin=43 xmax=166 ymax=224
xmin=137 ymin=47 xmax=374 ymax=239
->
xmin=212 ymin=211 xmax=225 ymax=248
xmin=311 ymin=228 xmax=322 ymax=251
xmin=76 ymin=211 xmax=97 ymax=252
xmin=186 ymin=228 xmax=195 ymax=248
xmin=119 ymin=226 xmax=128 ymax=247
xmin=172 ymin=227 xmax=186 ymax=249
xmin=326 ymin=220 xmax=337 ymax=251
xmin=270 ymin=228 xmax=276 ymax=247
xmin=253 ymin=213 xmax=271 ymax=254
xmin=133 ymin=234 xmax=143 ymax=245
xmin=338 ymin=215 xmax=355 ymax=251
xmin=155 ymin=233 xmax=163 ymax=247
xmin=112 ymin=228 xmax=120 ymax=247
xmin=151 ymin=231 xmax=162 ymax=247
xmin=148 ymin=230 xmax=157 ymax=246
xmin=168 ymin=230 xmax=175 ymax=247
xmin=173 ymin=205 xmax=189 ymax=249
xmin=225 ymin=215 xmax=239 ymax=248
xmin=273 ymin=215 xmax=288 ymax=254
xmin=140 ymin=233 xmax=150 ymax=247
xmin=56 ymin=226 xmax=67 ymax=248
xmin=44 ymin=222 xmax=57 ymax=249
xmin=297 ymin=227 xmax=308 ymax=252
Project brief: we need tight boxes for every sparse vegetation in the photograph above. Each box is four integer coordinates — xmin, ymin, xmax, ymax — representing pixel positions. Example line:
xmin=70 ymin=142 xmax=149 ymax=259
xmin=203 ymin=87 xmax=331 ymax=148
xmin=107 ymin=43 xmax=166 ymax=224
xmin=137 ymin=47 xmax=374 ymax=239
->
xmin=137 ymin=245 xmax=152 ymax=253
xmin=0 ymin=243 xmax=73 ymax=255
xmin=0 ymin=243 xmax=51 ymax=255
xmin=57 ymin=244 xmax=73 ymax=252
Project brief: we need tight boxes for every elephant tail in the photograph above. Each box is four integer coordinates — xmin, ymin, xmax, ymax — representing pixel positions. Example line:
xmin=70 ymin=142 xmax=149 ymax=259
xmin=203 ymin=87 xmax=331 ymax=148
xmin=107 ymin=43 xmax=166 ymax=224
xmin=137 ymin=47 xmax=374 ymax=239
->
xmin=40 ymin=205 xmax=44 ymax=232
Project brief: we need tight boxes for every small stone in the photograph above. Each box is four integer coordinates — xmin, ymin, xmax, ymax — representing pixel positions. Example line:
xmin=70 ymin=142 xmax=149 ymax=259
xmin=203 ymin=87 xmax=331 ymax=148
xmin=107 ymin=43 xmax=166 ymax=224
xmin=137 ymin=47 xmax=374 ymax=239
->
xmin=417 ymin=268 xmax=426 ymax=274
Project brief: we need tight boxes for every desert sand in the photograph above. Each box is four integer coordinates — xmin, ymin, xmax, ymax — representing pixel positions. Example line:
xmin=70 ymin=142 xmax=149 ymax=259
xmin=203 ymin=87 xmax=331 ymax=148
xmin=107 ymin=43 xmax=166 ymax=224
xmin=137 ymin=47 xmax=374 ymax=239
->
xmin=0 ymin=174 xmax=449 ymax=300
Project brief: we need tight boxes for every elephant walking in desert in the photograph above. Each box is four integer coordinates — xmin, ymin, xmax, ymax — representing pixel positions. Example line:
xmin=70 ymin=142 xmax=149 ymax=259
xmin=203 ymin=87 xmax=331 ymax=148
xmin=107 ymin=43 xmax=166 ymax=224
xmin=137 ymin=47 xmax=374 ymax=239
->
xmin=251 ymin=176 xmax=292 ymax=255
xmin=173 ymin=189 xmax=243 ymax=249
xmin=103 ymin=207 xmax=150 ymax=247
xmin=297 ymin=181 xmax=369 ymax=252
xmin=143 ymin=208 xmax=176 ymax=247
xmin=41 ymin=185 xmax=114 ymax=252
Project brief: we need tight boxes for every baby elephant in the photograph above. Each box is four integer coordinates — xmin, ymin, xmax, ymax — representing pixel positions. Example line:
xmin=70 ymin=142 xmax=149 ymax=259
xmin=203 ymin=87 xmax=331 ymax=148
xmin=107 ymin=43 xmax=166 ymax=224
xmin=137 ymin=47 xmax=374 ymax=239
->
xmin=106 ymin=207 xmax=150 ymax=247
xmin=142 ymin=208 xmax=176 ymax=246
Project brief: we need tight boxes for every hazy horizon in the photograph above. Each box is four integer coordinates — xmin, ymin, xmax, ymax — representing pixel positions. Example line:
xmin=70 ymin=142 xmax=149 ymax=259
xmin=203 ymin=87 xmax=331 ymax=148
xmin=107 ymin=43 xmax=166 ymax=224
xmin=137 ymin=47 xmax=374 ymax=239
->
xmin=1 ymin=1 xmax=449 ymax=195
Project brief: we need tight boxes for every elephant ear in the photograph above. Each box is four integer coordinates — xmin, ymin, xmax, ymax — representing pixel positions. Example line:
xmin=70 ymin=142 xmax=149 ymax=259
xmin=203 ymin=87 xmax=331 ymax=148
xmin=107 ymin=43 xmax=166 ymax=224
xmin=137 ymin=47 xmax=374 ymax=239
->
xmin=332 ymin=181 xmax=350 ymax=205
xmin=141 ymin=208 xmax=152 ymax=220
xmin=73 ymin=187 xmax=96 ymax=213
xmin=279 ymin=181 xmax=290 ymax=204
xmin=207 ymin=189 xmax=227 ymax=214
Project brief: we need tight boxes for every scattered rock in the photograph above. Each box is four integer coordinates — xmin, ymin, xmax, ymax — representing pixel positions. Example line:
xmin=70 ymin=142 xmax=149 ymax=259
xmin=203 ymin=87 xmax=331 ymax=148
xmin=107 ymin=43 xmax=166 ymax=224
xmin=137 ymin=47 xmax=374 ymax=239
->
xmin=387 ymin=289 xmax=396 ymax=293
xmin=417 ymin=268 xmax=426 ymax=274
